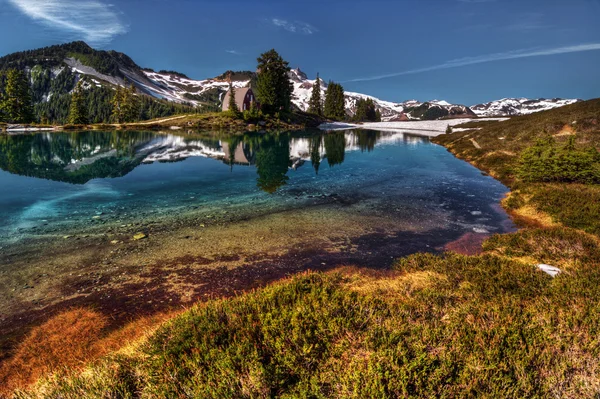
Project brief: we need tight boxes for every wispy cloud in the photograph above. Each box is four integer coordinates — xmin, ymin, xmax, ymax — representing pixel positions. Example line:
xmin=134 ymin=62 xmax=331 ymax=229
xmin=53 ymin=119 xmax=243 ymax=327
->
xmin=505 ymin=13 xmax=550 ymax=32
xmin=344 ymin=43 xmax=600 ymax=83
xmin=225 ymin=49 xmax=242 ymax=55
xmin=6 ymin=0 xmax=128 ymax=46
xmin=271 ymin=18 xmax=317 ymax=35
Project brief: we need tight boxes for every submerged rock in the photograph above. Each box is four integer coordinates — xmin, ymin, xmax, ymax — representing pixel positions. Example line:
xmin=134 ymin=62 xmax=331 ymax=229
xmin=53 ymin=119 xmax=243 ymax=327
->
xmin=133 ymin=232 xmax=147 ymax=240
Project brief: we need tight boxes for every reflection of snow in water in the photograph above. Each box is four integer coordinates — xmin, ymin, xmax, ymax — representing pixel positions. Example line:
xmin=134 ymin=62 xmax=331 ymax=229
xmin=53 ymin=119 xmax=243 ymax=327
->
xmin=140 ymin=136 xmax=225 ymax=163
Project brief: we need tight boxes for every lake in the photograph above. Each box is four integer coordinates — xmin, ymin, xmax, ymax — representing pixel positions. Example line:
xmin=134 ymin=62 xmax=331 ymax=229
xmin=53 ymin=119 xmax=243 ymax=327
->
xmin=0 ymin=128 xmax=514 ymax=344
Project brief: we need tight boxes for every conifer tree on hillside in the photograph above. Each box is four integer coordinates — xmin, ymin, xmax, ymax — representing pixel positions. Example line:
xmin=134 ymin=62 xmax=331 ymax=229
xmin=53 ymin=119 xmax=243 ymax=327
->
xmin=324 ymin=81 xmax=346 ymax=121
xmin=255 ymin=49 xmax=293 ymax=115
xmin=353 ymin=98 xmax=379 ymax=122
xmin=308 ymin=73 xmax=323 ymax=116
xmin=228 ymin=82 xmax=239 ymax=114
xmin=126 ymin=84 xmax=140 ymax=122
xmin=111 ymin=83 xmax=140 ymax=123
xmin=0 ymin=71 xmax=6 ymax=122
xmin=0 ymin=69 xmax=34 ymax=123
xmin=68 ymin=80 xmax=88 ymax=124
xmin=111 ymin=85 xmax=125 ymax=123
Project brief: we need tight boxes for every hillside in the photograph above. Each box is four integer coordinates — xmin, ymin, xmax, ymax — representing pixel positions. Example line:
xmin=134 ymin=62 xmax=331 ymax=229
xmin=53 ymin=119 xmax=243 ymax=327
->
xmin=4 ymin=99 xmax=600 ymax=399
xmin=0 ymin=41 xmax=200 ymax=124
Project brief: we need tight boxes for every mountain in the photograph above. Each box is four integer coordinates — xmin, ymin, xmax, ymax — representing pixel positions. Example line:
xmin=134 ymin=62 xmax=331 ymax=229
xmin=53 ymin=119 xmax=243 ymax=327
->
xmin=287 ymin=68 xmax=475 ymax=121
xmin=0 ymin=41 xmax=201 ymax=124
xmin=470 ymin=98 xmax=580 ymax=117
xmin=0 ymin=41 xmax=580 ymax=123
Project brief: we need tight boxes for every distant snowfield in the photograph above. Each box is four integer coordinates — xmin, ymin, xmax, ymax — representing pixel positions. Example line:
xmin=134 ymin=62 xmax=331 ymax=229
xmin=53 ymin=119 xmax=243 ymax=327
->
xmin=319 ymin=118 xmax=509 ymax=137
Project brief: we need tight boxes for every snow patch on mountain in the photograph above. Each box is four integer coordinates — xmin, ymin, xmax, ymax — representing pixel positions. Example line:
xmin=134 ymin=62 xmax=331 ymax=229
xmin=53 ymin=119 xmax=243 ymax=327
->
xmin=471 ymin=98 xmax=580 ymax=117
xmin=288 ymin=68 xmax=474 ymax=121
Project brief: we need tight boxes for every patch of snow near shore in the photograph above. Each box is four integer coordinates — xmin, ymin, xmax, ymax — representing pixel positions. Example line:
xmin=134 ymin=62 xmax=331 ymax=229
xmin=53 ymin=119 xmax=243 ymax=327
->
xmin=537 ymin=264 xmax=561 ymax=277
xmin=319 ymin=118 xmax=508 ymax=137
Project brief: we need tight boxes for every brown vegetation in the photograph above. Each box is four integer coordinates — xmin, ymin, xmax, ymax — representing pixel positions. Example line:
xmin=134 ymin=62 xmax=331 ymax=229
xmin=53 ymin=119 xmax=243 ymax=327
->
xmin=0 ymin=308 xmax=171 ymax=396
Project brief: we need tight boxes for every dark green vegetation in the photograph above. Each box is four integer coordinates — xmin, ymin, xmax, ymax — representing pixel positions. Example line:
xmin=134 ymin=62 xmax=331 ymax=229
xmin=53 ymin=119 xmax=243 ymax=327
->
xmin=227 ymin=83 xmax=240 ymax=115
xmin=308 ymin=73 xmax=323 ymax=116
xmin=323 ymin=81 xmax=346 ymax=121
xmin=0 ymin=41 xmax=135 ymax=74
xmin=0 ymin=69 xmax=34 ymax=123
xmin=255 ymin=49 xmax=294 ymax=115
xmin=352 ymin=98 xmax=382 ymax=122
xmin=68 ymin=81 xmax=87 ymax=124
xmin=111 ymin=85 xmax=141 ymax=124
xmin=518 ymin=136 xmax=600 ymax=184
xmin=0 ymin=131 xmax=155 ymax=184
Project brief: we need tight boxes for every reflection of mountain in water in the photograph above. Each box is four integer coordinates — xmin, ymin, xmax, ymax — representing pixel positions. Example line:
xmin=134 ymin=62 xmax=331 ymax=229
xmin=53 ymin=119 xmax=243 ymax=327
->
xmin=0 ymin=131 xmax=157 ymax=184
xmin=0 ymin=130 xmax=429 ymax=191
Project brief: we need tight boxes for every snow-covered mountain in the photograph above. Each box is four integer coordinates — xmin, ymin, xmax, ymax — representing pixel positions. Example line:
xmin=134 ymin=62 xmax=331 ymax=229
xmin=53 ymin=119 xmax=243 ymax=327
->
xmin=287 ymin=68 xmax=476 ymax=121
xmin=136 ymin=68 xmax=582 ymax=119
xmin=470 ymin=98 xmax=580 ymax=117
xmin=0 ymin=41 xmax=579 ymax=121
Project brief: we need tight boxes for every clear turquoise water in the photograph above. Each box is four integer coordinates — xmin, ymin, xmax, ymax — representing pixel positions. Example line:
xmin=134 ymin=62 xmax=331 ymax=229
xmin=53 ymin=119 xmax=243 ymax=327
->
xmin=0 ymin=129 xmax=513 ymax=247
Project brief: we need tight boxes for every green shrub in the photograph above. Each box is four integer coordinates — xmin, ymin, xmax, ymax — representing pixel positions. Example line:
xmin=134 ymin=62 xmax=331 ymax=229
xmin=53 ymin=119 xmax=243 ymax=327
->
xmin=518 ymin=136 xmax=600 ymax=184
xmin=243 ymin=102 xmax=261 ymax=123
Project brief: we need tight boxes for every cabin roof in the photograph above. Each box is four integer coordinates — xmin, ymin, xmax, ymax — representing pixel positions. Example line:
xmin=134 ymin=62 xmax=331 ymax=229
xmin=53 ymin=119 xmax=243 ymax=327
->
xmin=222 ymin=87 xmax=252 ymax=111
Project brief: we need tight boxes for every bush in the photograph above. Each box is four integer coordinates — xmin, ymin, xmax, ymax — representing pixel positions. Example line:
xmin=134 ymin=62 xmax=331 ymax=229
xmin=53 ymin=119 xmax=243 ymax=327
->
xmin=518 ymin=137 xmax=600 ymax=184
xmin=243 ymin=102 xmax=261 ymax=123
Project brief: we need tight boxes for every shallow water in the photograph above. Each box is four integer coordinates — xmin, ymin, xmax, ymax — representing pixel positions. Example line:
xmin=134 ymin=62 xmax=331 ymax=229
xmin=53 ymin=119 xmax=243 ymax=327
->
xmin=0 ymin=129 xmax=512 ymax=246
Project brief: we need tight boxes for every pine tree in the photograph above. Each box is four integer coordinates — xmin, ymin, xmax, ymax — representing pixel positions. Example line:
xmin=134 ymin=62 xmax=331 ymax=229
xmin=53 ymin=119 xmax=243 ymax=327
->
xmin=125 ymin=84 xmax=140 ymax=122
xmin=0 ymin=69 xmax=34 ymax=123
xmin=308 ymin=73 xmax=323 ymax=115
xmin=111 ymin=84 xmax=140 ymax=123
xmin=324 ymin=81 xmax=346 ymax=121
xmin=111 ymin=86 xmax=125 ymax=123
xmin=0 ymin=70 xmax=6 ymax=122
xmin=227 ymin=82 xmax=239 ymax=114
xmin=68 ymin=80 xmax=88 ymax=124
xmin=353 ymin=98 xmax=378 ymax=122
xmin=255 ymin=49 xmax=293 ymax=116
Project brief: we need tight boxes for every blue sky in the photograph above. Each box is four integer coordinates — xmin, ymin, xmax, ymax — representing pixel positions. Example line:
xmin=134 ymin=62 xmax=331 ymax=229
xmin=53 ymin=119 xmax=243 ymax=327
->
xmin=0 ymin=0 xmax=599 ymax=105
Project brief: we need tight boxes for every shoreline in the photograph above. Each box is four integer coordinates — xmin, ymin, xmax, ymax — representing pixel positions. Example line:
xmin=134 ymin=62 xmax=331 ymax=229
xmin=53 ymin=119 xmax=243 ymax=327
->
xmin=0 ymin=179 xmax=513 ymax=361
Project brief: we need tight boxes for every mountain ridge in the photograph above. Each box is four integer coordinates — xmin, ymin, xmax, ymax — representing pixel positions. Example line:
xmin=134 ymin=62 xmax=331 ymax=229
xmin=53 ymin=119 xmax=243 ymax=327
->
xmin=0 ymin=41 xmax=580 ymax=121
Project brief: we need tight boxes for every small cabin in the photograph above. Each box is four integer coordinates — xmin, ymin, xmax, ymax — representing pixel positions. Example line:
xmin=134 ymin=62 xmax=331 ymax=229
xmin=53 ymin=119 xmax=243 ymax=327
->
xmin=222 ymin=87 xmax=256 ymax=112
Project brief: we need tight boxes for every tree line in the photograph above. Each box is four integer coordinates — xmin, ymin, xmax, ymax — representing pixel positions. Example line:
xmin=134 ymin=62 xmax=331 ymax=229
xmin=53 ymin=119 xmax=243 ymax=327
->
xmin=250 ymin=49 xmax=378 ymax=122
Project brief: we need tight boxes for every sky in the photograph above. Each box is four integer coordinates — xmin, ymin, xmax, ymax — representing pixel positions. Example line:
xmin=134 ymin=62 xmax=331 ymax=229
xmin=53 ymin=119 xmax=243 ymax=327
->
xmin=0 ymin=0 xmax=599 ymax=105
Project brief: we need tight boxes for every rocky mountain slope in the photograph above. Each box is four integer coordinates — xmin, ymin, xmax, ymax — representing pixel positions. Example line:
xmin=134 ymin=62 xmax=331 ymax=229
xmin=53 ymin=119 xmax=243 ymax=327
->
xmin=470 ymin=98 xmax=580 ymax=117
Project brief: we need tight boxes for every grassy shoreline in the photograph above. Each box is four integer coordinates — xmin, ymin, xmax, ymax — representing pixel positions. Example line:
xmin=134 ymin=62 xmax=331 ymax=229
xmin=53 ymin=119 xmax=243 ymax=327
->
xmin=1 ymin=111 xmax=328 ymax=134
xmin=2 ymin=100 xmax=600 ymax=398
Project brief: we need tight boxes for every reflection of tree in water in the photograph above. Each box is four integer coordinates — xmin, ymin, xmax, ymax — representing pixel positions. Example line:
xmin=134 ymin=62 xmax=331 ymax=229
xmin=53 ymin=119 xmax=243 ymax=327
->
xmin=309 ymin=135 xmax=322 ymax=175
xmin=255 ymin=134 xmax=291 ymax=193
xmin=324 ymin=132 xmax=346 ymax=167
xmin=354 ymin=129 xmax=380 ymax=152
xmin=0 ymin=131 xmax=156 ymax=184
